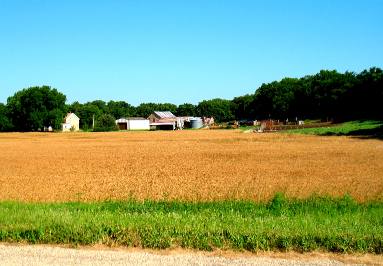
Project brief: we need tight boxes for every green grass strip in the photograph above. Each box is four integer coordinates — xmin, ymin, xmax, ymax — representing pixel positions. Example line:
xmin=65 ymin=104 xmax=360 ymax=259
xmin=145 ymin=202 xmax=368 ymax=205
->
xmin=285 ymin=120 xmax=383 ymax=137
xmin=0 ymin=194 xmax=382 ymax=253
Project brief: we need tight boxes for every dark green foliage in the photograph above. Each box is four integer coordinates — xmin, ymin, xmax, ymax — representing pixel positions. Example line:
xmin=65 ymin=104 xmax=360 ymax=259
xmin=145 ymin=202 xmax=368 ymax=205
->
xmin=135 ymin=103 xmax=159 ymax=118
xmin=68 ymin=101 xmax=102 ymax=130
xmin=107 ymin=100 xmax=136 ymax=119
xmin=350 ymin=68 xmax=383 ymax=120
xmin=6 ymin=86 xmax=67 ymax=131
xmin=176 ymin=103 xmax=197 ymax=117
xmin=232 ymin=94 xmax=254 ymax=120
xmin=76 ymin=103 xmax=100 ymax=130
xmin=197 ymin=98 xmax=234 ymax=122
xmin=0 ymin=195 xmax=382 ymax=253
xmin=0 ymin=103 xmax=13 ymax=131
xmin=89 ymin=100 xmax=108 ymax=114
xmin=135 ymin=103 xmax=177 ymax=118
xmin=248 ymin=67 xmax=383 ymax=121
xmin=94 ymin=114 xmax=118 ymax=132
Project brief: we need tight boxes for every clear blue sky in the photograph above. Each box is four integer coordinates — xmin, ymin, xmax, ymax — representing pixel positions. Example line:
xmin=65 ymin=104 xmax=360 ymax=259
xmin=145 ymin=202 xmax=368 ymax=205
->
xmin=0 ymin=0 xmax=382 ymax=106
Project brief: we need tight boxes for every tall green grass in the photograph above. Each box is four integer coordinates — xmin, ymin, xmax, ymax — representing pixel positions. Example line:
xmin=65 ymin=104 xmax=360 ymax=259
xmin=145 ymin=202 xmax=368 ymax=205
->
xmin=0 ymin=194 xmax=382 ymax=253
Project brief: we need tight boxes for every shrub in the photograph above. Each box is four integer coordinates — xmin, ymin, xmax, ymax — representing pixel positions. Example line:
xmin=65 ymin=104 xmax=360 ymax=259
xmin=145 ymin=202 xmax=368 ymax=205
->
xmin=94 ymin=114 xmax=118 ymax=132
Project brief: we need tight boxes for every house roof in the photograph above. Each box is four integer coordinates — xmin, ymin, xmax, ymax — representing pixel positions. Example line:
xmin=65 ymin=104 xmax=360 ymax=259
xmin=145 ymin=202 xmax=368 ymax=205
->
xmin=152 ymin=111 xmax=176 ymax=119
xmin=64 ymin=112 xmax=79 ymax=121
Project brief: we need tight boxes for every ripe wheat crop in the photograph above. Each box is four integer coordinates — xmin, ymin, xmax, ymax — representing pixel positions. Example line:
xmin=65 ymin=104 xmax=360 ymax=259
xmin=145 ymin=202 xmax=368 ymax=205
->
xmin=0 ymin=130 xmax=382 ymax=202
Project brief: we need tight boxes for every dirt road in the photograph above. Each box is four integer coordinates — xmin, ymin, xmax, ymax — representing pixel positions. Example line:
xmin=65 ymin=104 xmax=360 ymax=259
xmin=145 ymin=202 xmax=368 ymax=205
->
xmin=0 ymin=244 xmax=379 ymax=265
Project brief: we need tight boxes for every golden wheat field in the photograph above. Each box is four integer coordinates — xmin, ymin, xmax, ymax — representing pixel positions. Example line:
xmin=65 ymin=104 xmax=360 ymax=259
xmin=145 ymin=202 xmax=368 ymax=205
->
xmin=0 ymin=130 xmax=382 ymax=202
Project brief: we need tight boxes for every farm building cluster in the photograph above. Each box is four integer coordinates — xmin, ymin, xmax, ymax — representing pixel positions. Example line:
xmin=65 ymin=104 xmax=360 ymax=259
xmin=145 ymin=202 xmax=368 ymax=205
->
xmin=116 ymin=111 xmax=213 ymax=131
xmin=60 ymin=111 xmax=309 ymax=132
xmin=60 ymin=111 xmax=214 ymax=132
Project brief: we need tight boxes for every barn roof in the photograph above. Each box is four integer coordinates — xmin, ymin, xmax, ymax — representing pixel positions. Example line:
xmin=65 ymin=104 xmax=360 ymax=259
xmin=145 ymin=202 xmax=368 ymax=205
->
xmin=153 ymin=111 xmax=176 ymax=119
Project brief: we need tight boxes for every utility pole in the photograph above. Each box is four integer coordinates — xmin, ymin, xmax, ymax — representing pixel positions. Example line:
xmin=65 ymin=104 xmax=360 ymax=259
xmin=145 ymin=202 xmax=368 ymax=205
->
xmin=92 ymin=114 xmax=95 ymax=130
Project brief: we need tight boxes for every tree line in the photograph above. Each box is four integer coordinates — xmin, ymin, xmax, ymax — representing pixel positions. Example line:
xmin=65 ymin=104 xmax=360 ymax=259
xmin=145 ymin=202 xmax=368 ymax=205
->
xmin=0 ymin=67 xmax=382 ymax=131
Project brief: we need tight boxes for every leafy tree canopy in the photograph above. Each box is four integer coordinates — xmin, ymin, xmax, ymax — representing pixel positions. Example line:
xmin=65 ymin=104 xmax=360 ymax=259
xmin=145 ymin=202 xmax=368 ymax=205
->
xmin=0 ymin=103 xmax=13 ymax=131
xmin=197 ymin=98 xmax=234 ymax=122
xmin=135 ymin=102 xmax=177 ymax=118
xmin=94 ymin=114 xmax=118 ymax=132
xmin=107 ymin=100 xmax=135 ymax=119
xmin=176 ymin=103 xmax=197 ymax=117
xmin=7 ymin=86 xmax=66 ymax=131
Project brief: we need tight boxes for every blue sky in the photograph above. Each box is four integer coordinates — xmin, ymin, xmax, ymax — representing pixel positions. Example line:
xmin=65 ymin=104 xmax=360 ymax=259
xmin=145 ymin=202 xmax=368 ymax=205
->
xmin=0 ymin=0 xmax=382 ymax=106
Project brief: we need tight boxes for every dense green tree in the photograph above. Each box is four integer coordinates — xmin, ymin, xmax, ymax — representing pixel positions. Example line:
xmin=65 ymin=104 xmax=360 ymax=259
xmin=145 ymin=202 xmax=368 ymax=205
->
xmin=197 ymin=98 xmax=234 ymax=122
xmin=232 ymin=94 xmax=255 ymax=120
xmin=77 ymin=103 xmax=102 ymax=130
xmin=94 ymin=114 xmax=118 ymax=132
xmin=7 ymin=86 xmax=66 ymax=131
xmin=0 ymin=103 xmax=13 ymax=131
xmin=68 ymin=101 xmax=104 ymax=130
xmin=307 ymin=70 xmax=347 ymax=120
xmin=135 ymin=103 xmax=159 ymax=118
xmin=251 ymin=82 xmax=277 ymax=119
xmin=68 ymin=101 xmax=82 ymax=114
xmin=90 ymin=100 xmax=108 ymax=114
xmin=350 ymin=67 xmax=383 ymax=120
xmin=247 ymin=68 xmax=382 ymax=122
xmin=107 ymin=100 xmax=136 ymax=119
xmin=135 ymin=102 xmax=177 ymax=118
xmin=157 ymin=103 xmax=177 ymax=114
xmin=176 ymin=103 xmax=197 ymax=116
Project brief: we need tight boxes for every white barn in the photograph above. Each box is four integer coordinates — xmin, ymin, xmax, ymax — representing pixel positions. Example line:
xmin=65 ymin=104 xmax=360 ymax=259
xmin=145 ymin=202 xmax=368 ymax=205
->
xmin=62 ymin=113 xmax=80 ymax=132
xmin=116 ymin=117 xmax=150 ymax=130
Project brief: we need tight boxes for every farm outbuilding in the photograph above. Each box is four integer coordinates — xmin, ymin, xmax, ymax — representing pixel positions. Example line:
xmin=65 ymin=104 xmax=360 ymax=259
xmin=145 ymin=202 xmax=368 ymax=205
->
xmin=148 ymin=111 xmax=177 ymax=130
xmin=62 ymin=113 xmax=80 ymax=132
xmin=148 ymin=111 xmax=176 ymax=123
xmin=116 ymin=117 xmax=150 ymax=130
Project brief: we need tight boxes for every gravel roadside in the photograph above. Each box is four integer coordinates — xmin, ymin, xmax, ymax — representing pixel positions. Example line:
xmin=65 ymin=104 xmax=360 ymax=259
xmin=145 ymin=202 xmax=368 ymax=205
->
xmin=1 ymin=244 xmax=377 ymax=266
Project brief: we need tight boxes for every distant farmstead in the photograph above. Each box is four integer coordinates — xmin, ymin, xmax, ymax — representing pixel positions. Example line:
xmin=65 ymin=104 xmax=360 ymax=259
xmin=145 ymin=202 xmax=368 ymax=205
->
xmin=115 ymin=117 xmax=150 ymax=130
xmin=62 ymin=113 xmax=80 ymax=132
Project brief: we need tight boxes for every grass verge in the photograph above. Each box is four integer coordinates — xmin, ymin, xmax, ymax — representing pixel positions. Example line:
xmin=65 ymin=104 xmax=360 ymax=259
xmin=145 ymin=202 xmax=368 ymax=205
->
xmin=285 ymin=120 xmax=383 ymax=138
xmin=0 ymin=194 xmax=382 ymax=253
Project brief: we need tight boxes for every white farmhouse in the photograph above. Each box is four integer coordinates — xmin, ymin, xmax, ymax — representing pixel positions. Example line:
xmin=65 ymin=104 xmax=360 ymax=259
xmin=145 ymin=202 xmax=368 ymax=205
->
xmin=62 ymin=113 xmax=80 ymax=132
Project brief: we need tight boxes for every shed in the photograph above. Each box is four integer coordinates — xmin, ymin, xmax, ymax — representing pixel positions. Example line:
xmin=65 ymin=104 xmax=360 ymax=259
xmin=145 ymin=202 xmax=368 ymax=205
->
xmin=62 ymin=113 xmax=80 ymax=132
xmin=116 ymin=117 xmax=150 ymax=130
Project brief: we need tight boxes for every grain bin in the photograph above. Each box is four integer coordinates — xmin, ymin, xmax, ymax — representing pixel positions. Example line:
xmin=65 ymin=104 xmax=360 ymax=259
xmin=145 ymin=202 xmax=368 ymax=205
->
xmin=190 ymin=118 xmax=203 ymax=129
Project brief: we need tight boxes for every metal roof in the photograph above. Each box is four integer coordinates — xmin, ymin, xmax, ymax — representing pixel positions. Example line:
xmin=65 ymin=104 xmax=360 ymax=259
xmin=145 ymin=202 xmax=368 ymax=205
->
xmin=153 ymin=111 xmax=176 ymax=119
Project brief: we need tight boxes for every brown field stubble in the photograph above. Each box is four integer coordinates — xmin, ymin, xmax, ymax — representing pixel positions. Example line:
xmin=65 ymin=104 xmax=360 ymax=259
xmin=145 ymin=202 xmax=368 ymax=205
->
xmin=0 ymin=131 xmax=382 ymax=202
